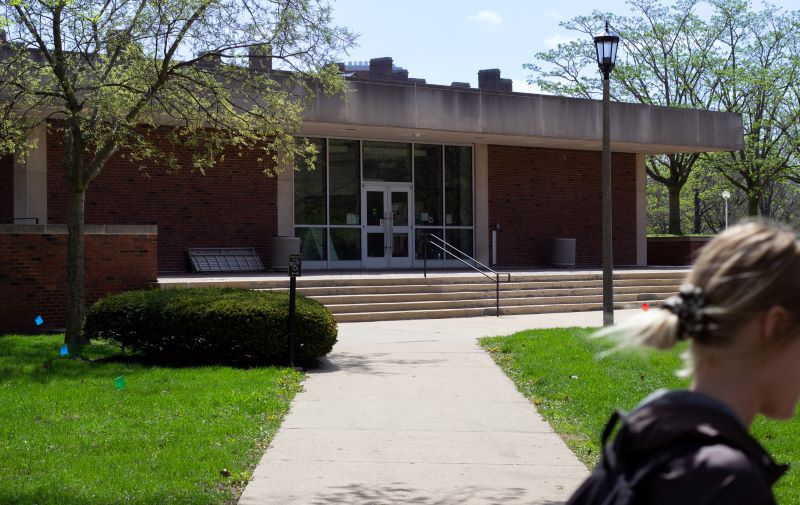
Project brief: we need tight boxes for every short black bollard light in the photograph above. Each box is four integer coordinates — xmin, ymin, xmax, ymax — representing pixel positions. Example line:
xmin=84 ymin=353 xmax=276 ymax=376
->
xmin=287 ymin=253 xmax=302 ymax=367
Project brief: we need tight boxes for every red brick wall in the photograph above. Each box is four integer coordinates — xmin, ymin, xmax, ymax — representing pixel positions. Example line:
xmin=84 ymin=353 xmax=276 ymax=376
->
xmin=46 ymin=128 xmax=277 ymax=273
xmin=0 ymin=227 xmax=157 ymax=333
xmin=647 ymin=236 xmax=711 ymax=266
xmin=488 ymin=146 xmax=637 ymax=267
xmin=0 ymin=155 xmax=12 ymax=224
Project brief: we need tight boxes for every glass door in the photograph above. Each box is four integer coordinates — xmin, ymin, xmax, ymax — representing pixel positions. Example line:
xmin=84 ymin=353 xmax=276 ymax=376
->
xmin=362 ymin=184 xmax=412 ymax=269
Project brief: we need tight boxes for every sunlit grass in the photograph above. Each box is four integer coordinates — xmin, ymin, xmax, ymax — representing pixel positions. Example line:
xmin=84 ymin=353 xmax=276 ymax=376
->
xmin=481 ymin=328 xmax=799 ymax=504
xmin=0 ymin=334 xmax=303 ymax=504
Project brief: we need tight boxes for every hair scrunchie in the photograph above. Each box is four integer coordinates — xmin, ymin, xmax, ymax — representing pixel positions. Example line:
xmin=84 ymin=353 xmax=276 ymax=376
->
xmin=661 ymin=284 xmax=714 ymax=341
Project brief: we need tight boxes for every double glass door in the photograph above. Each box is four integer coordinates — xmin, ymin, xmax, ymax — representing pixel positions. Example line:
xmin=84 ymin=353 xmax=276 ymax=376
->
xmin=362 ymin=184 xmax=412 ymax=268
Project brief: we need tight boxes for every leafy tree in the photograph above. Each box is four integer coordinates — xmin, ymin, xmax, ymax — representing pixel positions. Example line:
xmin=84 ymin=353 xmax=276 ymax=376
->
xmin=0 ymin=0 xmax=355 ymax=347
xmin=527 ymin=0 xmax=724 ymax=234
xmin=705 ymin=0 xmax=800 ymax=216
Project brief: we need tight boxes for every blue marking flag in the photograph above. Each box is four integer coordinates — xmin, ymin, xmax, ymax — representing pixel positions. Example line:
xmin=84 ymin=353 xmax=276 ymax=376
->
xmin=60 ymin=344 xmax=69 ymax=357
xmin=35 ymin=315 xmax=44 ymax=326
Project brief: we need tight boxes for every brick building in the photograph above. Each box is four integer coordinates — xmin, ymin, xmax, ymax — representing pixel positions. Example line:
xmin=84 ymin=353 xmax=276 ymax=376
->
xmin=3 ymin=56 xmax=742 ymax=276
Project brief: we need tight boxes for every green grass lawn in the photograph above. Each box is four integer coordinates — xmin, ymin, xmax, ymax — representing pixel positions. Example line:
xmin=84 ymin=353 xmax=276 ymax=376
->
xmin=0 ymin=334 xmax=303 ymax=505
xmin=481 ymin=328 xmax=800 ymax=504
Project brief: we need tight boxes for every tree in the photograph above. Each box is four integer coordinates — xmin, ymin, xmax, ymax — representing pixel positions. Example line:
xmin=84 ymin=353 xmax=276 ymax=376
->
xmin=705 ymin=0 xmax=800 ymax=216
xmin=526 ymin=0 xmax=726 ymax=234
xmin=0 ymin=0 xmax=355 ymax=348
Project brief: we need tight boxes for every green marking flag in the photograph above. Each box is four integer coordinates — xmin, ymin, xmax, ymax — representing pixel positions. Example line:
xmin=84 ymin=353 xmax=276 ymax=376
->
xmin=114 ymin=376 xmax=126 ymax=390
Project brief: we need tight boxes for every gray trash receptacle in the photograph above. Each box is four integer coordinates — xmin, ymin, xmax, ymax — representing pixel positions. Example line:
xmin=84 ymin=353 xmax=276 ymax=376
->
xmin=552 ymin=238 xmax=576 ymax=267
xmin=271 ymin=236 xmax=302 ymax=271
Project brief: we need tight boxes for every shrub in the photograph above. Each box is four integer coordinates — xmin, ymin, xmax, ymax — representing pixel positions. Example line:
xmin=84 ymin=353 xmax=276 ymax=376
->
xmin=83 ymin=288 xmax=337 ymax=364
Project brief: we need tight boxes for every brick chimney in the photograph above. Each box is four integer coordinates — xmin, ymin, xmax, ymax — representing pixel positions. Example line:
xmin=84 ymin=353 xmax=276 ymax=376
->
xmin=369 ymin=57 xmax=393 ymax=80
xmin=248 ymin=45 xmax=272 ymax=72
xmin=394 ymin=68 xmax=409 ymax=81
xmin=478 ymin=69 xmax=512 ymax=92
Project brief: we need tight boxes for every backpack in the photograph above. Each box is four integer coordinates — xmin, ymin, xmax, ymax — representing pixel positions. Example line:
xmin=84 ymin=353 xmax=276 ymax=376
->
xmin=566 ymin=411 xmax=710 ymax=505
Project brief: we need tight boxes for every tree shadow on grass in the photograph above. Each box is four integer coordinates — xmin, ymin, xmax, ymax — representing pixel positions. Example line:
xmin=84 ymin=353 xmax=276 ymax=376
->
xmin=0 ymin=334 xmax=304 ymax=384
xmin=306 ymin=352 xmax=448 ymax=376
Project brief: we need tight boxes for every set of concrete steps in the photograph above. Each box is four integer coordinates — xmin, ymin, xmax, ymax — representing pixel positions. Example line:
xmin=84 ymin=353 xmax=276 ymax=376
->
xmin=159 ymin=270 xmax=687 ymax=322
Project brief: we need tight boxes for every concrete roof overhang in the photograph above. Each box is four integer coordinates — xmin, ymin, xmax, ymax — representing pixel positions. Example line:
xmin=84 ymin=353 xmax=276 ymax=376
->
xmin=301 ymin=80 xmax=744 ymax=154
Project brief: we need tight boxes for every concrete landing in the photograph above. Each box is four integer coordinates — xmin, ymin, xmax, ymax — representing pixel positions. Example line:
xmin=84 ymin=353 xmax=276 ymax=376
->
xmin=238 ymin=310 xmax=640 ymax=505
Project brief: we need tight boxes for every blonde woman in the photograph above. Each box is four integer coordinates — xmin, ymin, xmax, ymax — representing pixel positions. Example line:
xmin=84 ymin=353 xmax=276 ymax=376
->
xmin=568 ymin=220 xmax=799 ymax=505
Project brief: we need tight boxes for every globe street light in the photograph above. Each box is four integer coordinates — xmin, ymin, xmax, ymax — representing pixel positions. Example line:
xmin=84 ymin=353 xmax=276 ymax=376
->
xmin=722 ymin=190 xmax=731 ymax=230
xmin=595 ymin=20 xmax=620 ymax=327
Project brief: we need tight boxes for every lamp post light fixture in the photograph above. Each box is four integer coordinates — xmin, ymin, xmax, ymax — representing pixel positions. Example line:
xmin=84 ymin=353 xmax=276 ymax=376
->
xmin=594 ymin=20 xmax=620 ymax=327
xmin=722 ymin=190 xmax=731 ymax=230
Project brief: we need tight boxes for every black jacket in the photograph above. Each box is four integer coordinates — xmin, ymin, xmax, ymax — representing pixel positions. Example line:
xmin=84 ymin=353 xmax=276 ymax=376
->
xmin=572 ymin=390 xmax=788 ymax=505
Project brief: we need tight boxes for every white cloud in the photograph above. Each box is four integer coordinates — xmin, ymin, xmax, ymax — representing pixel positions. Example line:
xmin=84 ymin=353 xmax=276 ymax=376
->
xmin=512 ymin=80 xmax=542 ymax=95
xmin=544 ymin=34 xmax=574 ymax=49
xmin=544 ymin=33 xmax=575 ymax=49
xmin=467 ymin=10 xmax=503 ymax=29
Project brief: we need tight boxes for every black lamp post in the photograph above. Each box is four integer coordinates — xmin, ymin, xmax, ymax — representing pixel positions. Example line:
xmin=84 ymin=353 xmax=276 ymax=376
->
xmin=594 ymin=20 xmax=619 ymax=326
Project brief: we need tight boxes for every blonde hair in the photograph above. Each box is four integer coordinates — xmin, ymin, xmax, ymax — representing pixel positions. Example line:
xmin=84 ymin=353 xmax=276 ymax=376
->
xmin=601 ymin=220 xmax=800 ymax=375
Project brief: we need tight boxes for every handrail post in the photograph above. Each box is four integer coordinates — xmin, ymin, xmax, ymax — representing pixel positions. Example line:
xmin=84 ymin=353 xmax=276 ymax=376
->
xmin=423 ymin=237 xmax=427 ymax=278
xmin=496 ymin=273 xmax=500 ymax=317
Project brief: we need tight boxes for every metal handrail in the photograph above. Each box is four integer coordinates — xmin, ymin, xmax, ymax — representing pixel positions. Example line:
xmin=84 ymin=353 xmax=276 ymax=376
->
xmin=420 ymin=233 xmax=510 ymax=317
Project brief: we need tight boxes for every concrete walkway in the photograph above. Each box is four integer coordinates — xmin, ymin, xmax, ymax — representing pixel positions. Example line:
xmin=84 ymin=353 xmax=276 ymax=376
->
xmin=239 ymin=309 xmax=640 ymax=505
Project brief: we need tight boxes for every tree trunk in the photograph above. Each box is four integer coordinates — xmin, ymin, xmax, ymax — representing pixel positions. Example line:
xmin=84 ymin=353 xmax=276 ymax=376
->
xmin=667 ymin=184 xmax=682 ymax=235
xmin=747 ymin=192 xmax=760 ymax=217
xmin=65 ymin=187 xmax=87 ymax=347
xmin=693 ymin=188 xmax=702 ymax=234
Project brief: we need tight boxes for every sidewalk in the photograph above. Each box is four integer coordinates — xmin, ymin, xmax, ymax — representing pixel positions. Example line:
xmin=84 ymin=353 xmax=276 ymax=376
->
xmin=239 ymin=309 xmax=640 ymax=505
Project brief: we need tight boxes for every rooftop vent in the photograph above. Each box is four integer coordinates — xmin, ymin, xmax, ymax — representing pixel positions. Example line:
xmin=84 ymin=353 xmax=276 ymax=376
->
xmin=196 ymin=51 xmax=222 ymax=69
xmin=248 ymin=45 xmax=272 ymax=72
xmin=369 ymin=57 xmax=394 ymax=79
xmin=478 ymin=68 xmax=512 ymax=92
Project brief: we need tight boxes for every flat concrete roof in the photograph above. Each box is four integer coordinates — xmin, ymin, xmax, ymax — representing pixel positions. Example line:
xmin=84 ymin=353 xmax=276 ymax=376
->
xmin=302 ymin=80 xmax=743 ymax=154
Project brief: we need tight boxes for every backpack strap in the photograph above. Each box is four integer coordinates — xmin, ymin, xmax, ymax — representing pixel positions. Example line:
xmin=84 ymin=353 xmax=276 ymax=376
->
xmin=597 ymin=411 xmax=718 ymax=504
xmin=600 ymin=410 xmax=626 ymax=474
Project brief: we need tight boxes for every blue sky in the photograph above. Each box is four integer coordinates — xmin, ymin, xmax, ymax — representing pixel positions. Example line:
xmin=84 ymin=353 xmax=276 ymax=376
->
xmin=331 ymin=0 xmax=800 ymax=92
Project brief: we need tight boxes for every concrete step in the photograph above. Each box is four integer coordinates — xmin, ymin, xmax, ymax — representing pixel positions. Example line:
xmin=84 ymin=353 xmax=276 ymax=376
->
xmin=159 ymin=270 xmax=688 ymax=291
xmin=308 ymin=285 xmax=679 ymax=305
xmin=158 ymin=269 xmax=685 ymax=323
xmin=334 ymin=300 xmax=658 ymax=322
xmin=325 ymin=292 xmax=668 ymax=314
xmin=258 ymin=278 xmax=680 ymax=297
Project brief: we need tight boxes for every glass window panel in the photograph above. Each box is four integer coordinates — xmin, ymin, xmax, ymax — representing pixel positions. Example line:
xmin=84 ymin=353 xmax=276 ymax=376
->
xmin=445 ymin=229 xmax=474 ymax=259
xmin=391 ymin=191 xmax=409 ymax=226
xmin=329 ymin=139 xmax=360 ymax=225
xmin=367 ymin=233 xmax=385 ymax=257
xmin=415 ymin=228 xmax=443 ymax=260
xmin=445 ymin=146 xmax=473 ymax=226
xmin=366 ymin=191 xmax=384 ymax=226
xmin=295 ymin=227 xmax=327 ymax=261
xmin=392 ymin=233 xmax=409 ymax=258
xmin=414 ymin=144 xmax=443 ymax=226
xmin=294 ymin=138 xmax=327 ymax=225
xmin=329 ymin=228 xmax=360 ymax=261
xmin=363 ymin=141 xmax=411 ymax=182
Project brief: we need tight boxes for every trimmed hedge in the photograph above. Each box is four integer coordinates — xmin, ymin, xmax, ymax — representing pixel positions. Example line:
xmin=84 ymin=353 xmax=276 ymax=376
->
xmin=83 ymin=288 xmax=337 ymax=364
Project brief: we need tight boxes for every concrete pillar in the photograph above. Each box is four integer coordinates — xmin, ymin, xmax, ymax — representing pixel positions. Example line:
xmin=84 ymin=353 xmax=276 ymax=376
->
xmin=636 ymin=153 xmax=647 ymax=266
xmin=13 ymin=123 xmax=48 ymax=224
xmin=277 ymin=160 xmax=294 ymax=236
xmin=474 ymin=144 xmax=489 ymax=265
